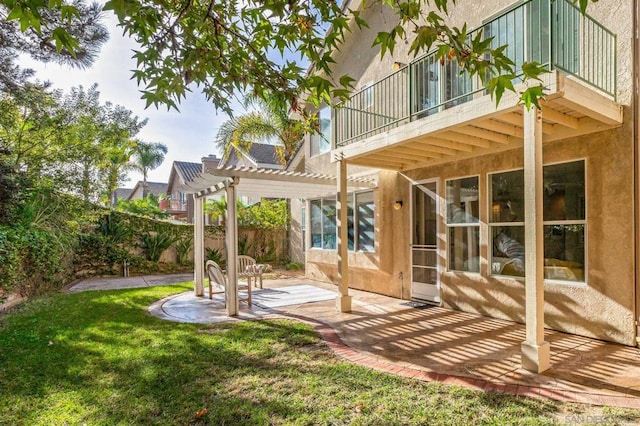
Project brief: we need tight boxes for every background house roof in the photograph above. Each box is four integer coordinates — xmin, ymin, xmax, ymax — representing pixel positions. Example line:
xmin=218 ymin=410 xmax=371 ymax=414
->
xmin=127 ymin=181 xmax=168 ymax=200
xmin=173 ymin=161 xmax=202 ymax=184
xmin=114 ymin=188 xmax=133 ymax=201
xmin=223 ymin=143 xmax=281 ymax=168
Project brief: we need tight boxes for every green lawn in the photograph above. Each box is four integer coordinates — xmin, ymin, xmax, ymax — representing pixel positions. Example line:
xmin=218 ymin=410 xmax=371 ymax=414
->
xmin=0 ymin=284 xmax=638 ymax=425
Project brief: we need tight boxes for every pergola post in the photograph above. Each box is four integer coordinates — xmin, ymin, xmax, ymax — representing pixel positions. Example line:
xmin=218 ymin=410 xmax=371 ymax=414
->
xmin=336 ymin=159 xmax=352 ymax=312
xmin=521 ymin=106 xmax=550 ymax=373
xmin=193 ymin=195 xmax=205 ymax=297
xmin=225 ymin=178 xmax=239 ymax=316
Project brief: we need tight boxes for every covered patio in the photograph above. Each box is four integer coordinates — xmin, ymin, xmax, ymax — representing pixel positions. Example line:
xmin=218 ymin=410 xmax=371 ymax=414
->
xmin=148 ymin=275 xmax=640 ymax=408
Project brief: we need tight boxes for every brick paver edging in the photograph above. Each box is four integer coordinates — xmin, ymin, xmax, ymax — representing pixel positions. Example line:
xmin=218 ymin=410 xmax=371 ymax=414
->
xmin=279 ymin=313 xmax=640 ymax=410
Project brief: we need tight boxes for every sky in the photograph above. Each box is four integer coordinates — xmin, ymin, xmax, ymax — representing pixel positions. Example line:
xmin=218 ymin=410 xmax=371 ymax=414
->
xmin=20 ymin=13 xmax=246 ymax=187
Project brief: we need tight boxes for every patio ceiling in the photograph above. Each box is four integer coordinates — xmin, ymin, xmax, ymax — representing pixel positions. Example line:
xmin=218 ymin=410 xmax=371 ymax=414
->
xmin=334 ymin=72 xmax=623 ymax=171
xmin=183 ymin=165 xmax=377 ymax=199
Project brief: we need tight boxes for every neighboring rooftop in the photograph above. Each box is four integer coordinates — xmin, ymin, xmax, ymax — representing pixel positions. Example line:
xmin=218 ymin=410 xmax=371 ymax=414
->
xmin=127 ymin=181 xmax=169 ymax=200
xmin=224 ymin=143 xmax=281 ymax=167
xmin=113 ymin=188 xmax=133 ymax=201
xmin=173 ymin=161 xmax=202 ymax=184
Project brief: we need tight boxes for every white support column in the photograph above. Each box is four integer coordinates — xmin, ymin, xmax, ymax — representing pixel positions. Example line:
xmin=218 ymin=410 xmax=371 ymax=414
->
xmin=193 ymin=195 xmax=205 ymax=297
xmin=521 ymin=106 xmax=550 ymax=373
xmin=336 ymin=160 xmax=352 ymax=312
xmin=225 ymin=178 xmax=239 ymax=316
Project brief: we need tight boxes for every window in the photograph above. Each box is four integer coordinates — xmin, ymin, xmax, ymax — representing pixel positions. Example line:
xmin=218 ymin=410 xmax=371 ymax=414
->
xmin=543 ymin=160 xmax=585 ymax=282
xmin=489 ymin=169 xmax=526 ymax=277
xmin=308 ymin=191 xmax=375 ymax=252
xmin=310 ymin=200 xmax=322 ymax=248
xmin=322 ymin=198 xmax=337 ymax=249
xmin=356 ymin=191 xmax=375 ymax=252
xmin=310 ymin=106 xmax=331 ymax=156
xmin=486 ymin=160 xmax=586 ymax=282
xmin=446 ymin=177 xmax=480 ymax=272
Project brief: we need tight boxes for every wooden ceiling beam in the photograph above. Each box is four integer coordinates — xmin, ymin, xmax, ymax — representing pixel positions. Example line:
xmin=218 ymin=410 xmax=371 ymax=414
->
xmin=540 ymin=104 xmax=580 ymax=129
xmin=436 ymin=131 xmax=493 ymax=148
xmin=454 ymin=126 xmax=513 ymax=144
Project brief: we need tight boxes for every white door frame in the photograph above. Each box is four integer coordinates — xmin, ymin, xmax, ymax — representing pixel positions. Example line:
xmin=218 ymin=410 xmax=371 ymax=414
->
xmin=409 ymin=178 xmax=441 ymax=304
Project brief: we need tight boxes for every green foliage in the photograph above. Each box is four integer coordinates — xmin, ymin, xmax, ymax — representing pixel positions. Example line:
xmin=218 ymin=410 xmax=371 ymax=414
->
xmin=238 ymin=236 xmax=254 ymax=256
xmin=140 ymin=232 xmax=176 ymax=262
xmin=0 ymin=225 xmax=71 ymax=295
xmin=3 ymin=0 xmax=600 ymax=116
xmin=0 ymin=83 xmax=147 ymax=204
xmin=215 ymin=96 xmax=307 ymax=165
xmin=240 ymin=199 xmax=289 ymax=228
xmin=175 ymin=236 xmax=193 ymax=265
xmin=130 ymin=141 xmax=167 ymax=186
xmin=116 ymin=194 xmax=169 ymax=219
xmin=205 ymin=247 xmax=226 ymax=268
xmin=0 ymin=0 xmax=107 ymax=92
xmin=285 ymin=261 xmax=304 ymax=271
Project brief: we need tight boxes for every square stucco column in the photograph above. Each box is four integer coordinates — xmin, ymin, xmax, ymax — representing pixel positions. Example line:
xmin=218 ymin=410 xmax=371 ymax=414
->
xmin=521 ymin=106 xmax=550 ymax=373
xmin=226 ymin=180 xmax=239 ymax=316
xmin=336 ymin=159 xmax=352 ymax=312
xmin=193 ymin=195 xmax=205 ymax=297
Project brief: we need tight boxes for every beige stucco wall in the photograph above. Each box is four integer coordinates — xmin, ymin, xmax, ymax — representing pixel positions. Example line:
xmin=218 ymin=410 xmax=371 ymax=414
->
xmin=401 ymin=117 xmax=635 ymax=345
xmin=300 ymin=0 xmax=636 ymax=345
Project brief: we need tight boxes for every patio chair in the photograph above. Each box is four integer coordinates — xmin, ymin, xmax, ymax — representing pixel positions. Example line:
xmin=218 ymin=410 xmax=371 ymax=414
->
xmin=205 ymin=260 xmax=251 ymax=305
xmin=237 ymin=255 xmax=265 ymax=289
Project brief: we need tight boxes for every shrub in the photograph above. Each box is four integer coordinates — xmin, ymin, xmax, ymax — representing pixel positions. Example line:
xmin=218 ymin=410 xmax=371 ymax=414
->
xmin=175 ymin=236 xmax=193 ymax=265
xmin=205 ymin=247 xmax=226 ymax=268
xmin=285 ymin=261 xmax=304 ymax=271
xmin=141 ymin=232 xmax=176 ymax=262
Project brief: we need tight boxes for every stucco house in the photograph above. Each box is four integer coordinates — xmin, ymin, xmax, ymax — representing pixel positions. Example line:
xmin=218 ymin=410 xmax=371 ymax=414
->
xmin=187 ymin=0 xmax=638 ymax=373
xmin=165 ymin=161 xmax=203 ymax=222
xmin=126 ymin=181 xmax=168 ymax=201
xmin=284 ymin=0 xmax=638 ymax=372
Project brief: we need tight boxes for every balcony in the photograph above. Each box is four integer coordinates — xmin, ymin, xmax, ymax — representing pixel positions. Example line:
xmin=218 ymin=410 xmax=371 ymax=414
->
xmin=333 ymin=0 xmax=622 ymax=170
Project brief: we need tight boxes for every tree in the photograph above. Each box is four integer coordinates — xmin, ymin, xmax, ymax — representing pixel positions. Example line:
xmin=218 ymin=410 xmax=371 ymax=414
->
xmin=0 ymin=1 xmax=108 ymax=93
xmin=0 ymin=83 xmax=147 ymax=202
xmin=3 ymin=0 xmax=597 ymax=113
xmin=131 ymin=141 xmax=168 ymax=194
xmin=214 ymin=96 xmax=306 ymax=166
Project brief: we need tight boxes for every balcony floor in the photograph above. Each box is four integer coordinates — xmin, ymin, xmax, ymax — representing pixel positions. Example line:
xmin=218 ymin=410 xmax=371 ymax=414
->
xmin=334 ymin=72 xmax=622 ymax=171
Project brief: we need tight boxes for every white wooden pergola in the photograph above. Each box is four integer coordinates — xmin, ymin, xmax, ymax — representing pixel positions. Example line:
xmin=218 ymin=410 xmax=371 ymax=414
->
xmin=183 ymin=165 xmax=376 ymax=316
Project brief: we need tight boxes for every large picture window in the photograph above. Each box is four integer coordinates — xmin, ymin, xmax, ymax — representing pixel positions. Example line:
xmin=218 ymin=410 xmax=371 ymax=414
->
xmin=486 ymin=160 xmax=586 ymax=282
xmin=543 ymin=160 xmax=585 ymax=282
xmin=308 ymin=191 xmax=375 ymax=252
xmin=489 ymin=169 xmax=526 ymax=277
xmin=446 ymin=177 xmax=480 ymax=272
xmin=310 ymin=106 xmax=331 ymax=156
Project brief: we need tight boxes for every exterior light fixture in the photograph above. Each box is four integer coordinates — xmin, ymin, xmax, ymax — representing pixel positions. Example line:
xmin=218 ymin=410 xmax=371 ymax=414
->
xmin=393 ymin=200 xmax=403 ymax=210
xmin=392 ymin=61 xmax=407 ymax=71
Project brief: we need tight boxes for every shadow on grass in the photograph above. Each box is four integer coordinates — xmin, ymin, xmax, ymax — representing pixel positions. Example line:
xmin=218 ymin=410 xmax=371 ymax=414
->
xmin=0 ymin=286 xmax=562 ymax=425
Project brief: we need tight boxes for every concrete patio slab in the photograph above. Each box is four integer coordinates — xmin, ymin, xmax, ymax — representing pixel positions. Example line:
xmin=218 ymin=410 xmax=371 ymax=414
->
xmin=70 ymin=274 xmax=640 ymax=408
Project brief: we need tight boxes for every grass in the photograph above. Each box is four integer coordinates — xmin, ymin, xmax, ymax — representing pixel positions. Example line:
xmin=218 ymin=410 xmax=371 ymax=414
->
xmin=0 ymin=284 xmax=638 ymax=425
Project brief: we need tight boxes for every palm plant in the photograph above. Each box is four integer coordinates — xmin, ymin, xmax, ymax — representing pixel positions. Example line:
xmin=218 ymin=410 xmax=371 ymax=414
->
xmin=214 ymin=96 xmax=306 ymax=166
xmin=131 ymin=141 xmax=167 ymax=195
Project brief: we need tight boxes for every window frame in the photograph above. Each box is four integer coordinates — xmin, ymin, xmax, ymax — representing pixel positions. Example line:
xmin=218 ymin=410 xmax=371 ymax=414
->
xmin=445 ymin=174 xmax=481 ymax=274
xmin=542 ymin=158 xmax=588 ymax=286
xmin=310 ymin=105 xmax=332 ymax=157
xmin=485 ymin=159 xmax=588 ymax=285
xmin=307 ymin=190 xmax=375 ymax=253
xmin=488 ymin=167 xmax=526 ymax=279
